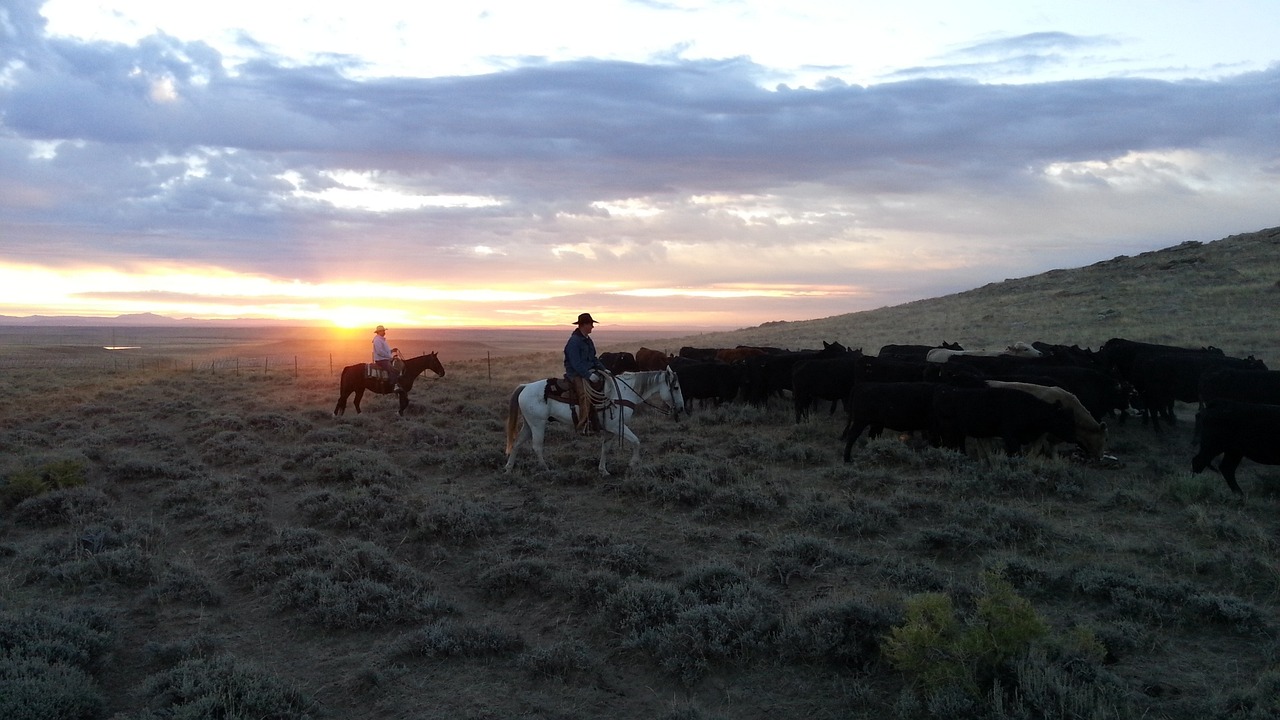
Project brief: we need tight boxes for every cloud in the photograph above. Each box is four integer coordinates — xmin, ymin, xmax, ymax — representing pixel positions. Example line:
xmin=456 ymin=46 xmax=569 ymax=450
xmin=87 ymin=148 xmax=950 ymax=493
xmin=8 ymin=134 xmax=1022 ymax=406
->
xmin=2 ymin=6 xmax=1278 ymax=326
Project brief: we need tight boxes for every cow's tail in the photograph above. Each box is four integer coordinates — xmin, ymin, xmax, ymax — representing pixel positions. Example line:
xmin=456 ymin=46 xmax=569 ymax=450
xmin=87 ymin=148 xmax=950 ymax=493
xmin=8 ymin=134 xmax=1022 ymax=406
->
xmin=505 ymin=384 xmax=526 ymax=453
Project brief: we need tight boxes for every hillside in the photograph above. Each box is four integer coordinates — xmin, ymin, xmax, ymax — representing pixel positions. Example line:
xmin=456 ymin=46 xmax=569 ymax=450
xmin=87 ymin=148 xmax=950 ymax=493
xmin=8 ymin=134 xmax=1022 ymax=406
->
xmin=651 ymin=226 xmax=1280 ymax=362
xmin=3 ymin=226 xmax=1280 ymax=720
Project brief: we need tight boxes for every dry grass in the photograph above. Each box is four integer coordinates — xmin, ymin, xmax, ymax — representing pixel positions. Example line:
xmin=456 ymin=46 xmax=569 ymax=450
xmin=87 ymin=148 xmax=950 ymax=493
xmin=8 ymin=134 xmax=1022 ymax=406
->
xmin=2 ymin=226 xmax=1280 ymax=719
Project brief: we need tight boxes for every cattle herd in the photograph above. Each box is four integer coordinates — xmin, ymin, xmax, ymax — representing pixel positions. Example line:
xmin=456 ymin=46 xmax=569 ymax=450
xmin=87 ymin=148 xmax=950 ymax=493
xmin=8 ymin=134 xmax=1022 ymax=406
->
xmin=599 ymin=337 xmax=1278 ymax=496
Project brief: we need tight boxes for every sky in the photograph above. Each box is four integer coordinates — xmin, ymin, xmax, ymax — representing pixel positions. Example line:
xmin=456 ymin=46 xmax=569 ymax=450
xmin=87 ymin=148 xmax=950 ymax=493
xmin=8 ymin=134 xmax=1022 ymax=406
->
xmin=1 ymin=0 xmax=1278 ymax=330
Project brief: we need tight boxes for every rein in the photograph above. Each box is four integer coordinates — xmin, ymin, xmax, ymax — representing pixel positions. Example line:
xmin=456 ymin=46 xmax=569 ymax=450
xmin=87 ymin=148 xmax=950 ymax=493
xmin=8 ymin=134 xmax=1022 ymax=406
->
xmin=611 ymin=373 xmax=676 ymax=416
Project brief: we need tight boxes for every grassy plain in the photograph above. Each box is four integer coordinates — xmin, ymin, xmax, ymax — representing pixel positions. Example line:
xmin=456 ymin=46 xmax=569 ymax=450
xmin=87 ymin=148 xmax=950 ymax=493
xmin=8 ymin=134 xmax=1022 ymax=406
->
xmin=2 ymin=227 xmax=1279 ymax=719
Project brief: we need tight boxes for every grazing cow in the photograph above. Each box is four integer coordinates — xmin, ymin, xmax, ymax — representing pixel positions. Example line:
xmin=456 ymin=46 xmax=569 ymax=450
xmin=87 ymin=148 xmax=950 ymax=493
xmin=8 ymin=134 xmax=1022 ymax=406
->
xmin=1191 ymin=400 xmax=1280 ymax=495
xmin=1199 ymin=368 xmax=1280 ymax=406
xmin=635 ymin=346 xmax=670 ymax=371
xmin=926 ymin=342 xmax=1043 ymax=363
xmin=670 ymin=360 xmax=740 ymax=410
xmin=600 ymin=351 xmax=639 ymax=374
xmin=985 ymin=381 xmax=1107 ymax=459
xmin=791 ymin=350 xmax=866 ymax=423
xmin=877 ymin=342 xmax=963 ymax=363
xmin=932 ymin=386 xmax=1076 ymax=457
xmin=842 ymin=381 xmax=943 ymax=461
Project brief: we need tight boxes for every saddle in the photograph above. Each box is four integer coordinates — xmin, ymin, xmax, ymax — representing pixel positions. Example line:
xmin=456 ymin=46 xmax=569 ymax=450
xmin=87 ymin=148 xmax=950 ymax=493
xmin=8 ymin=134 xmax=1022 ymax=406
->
xmin=543 ymin=375 xmax=606 ymax=404
xmin=364 ymin=358 xmax=405 ymax=392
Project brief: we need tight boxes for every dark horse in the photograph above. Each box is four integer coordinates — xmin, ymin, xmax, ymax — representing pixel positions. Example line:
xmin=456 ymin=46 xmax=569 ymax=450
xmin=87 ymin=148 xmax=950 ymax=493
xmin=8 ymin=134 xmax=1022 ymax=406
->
xmin=334 ymin=352 xmax=446 ymax=416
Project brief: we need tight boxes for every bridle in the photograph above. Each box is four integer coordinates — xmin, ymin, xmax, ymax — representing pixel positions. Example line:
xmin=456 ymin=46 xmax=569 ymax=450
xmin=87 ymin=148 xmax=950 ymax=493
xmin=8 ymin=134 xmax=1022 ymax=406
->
xmin=610 ymin=371 xmax=681 ymax=417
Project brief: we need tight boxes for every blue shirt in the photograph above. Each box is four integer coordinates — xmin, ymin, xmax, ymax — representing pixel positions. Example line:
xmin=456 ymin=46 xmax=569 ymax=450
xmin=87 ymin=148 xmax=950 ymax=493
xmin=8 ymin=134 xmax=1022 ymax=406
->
xmin=564 ymin=329 xmax=601 ymax=379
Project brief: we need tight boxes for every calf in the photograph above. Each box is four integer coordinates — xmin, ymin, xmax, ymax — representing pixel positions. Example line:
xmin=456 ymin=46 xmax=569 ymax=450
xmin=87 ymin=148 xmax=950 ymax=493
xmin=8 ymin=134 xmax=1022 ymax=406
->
xmin=932 ymin=386 xmax=1076 ymax=457
xmin=1191 ymin=400 xmax=1280 ymax=496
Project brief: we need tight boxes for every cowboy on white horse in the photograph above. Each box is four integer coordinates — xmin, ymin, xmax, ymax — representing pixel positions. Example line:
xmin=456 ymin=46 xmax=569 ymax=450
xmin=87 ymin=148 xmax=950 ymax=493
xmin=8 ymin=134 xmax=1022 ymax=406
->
xmin=564 ymin=312 xmax=606 ymax=435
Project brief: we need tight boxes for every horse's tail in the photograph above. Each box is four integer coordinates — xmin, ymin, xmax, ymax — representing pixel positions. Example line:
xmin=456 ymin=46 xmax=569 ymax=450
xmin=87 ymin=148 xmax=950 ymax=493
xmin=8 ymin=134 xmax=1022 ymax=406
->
xmin=505 ymin=384 xmax=526 ymax=453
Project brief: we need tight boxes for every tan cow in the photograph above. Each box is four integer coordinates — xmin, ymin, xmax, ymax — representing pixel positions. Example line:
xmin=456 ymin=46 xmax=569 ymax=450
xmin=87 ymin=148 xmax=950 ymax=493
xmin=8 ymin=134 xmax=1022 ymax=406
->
xmin=926 ymin=341 xmax=1043 ymax=363
xmin=985 ymin=380 xmax=1107 ymax=459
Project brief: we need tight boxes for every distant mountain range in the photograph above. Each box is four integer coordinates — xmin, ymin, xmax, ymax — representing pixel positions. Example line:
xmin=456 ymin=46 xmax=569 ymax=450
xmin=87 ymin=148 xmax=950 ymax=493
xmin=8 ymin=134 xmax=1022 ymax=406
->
xmin=0 ymin=313 xmax=311 ymax=327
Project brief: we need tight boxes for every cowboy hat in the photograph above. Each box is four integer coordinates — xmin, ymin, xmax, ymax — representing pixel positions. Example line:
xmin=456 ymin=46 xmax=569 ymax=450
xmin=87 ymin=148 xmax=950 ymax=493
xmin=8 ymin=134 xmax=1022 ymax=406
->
xmin=375 ymin=325 xmax=386 ymax=332
xmin=573 ymin=313 xmax=597 ymax=325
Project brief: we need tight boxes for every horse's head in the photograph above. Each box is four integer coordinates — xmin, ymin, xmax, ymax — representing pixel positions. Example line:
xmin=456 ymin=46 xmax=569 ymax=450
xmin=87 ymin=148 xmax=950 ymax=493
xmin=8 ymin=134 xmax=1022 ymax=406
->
xmin=424 ymin=351 xmax=446 ymax=377
xmin=663 ymin=368 xmax=685 ymax=421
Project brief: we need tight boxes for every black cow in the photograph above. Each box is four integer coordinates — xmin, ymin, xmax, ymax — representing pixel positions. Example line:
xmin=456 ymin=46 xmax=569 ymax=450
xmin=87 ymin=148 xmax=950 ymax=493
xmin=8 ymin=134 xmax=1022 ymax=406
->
xmin=1199 ymin=368 xmax=1280 ymax=406
xmin=1129 ymin=352 xmax=1267 ymax=429
xmin=1192 ymin=400 xmax=1280 ymax=495
xmin=861 ymin=356 xmax=932 ymax=383
xmin=877 ymin=342 xmax=962 ymax=363
xmin=842 ymin=381 xmax=942 ymax=461
xmin=993 ymin=365 xmax=1129 ymax=422
xmin=1099 ymin=338 xmax=1225 ymax=383
xmin=600 ymin=351 xmax=639 ymax=374
xmin=1030 ymin=342 xmax=1107 ymax=371
xmin=792 ymin=351 xmax=866 ymax=423
xmin=679 ymin=346 xmax=721 ymax=362
xmin=932 ymin=386 xmax=1076 ymax=457
xmin=670 ymin=360 xmax=740 ymax=410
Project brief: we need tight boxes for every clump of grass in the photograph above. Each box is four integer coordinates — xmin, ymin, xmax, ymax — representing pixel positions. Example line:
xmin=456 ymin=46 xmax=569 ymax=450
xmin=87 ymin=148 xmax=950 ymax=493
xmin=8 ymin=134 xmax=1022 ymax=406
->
xmin=518 ymin=641 xmax=603 ymax=684
xmin=603 ymin=563 xmax=783 ymax=686
xmin=233 ymin=528 xmax=452 ymax=629
xmin=778 ymin=596 xmax=900 ymax=668
xmin=388 ymin=619 xmax=525 ymax=661
xmin=296 ymin=483 xmax=420 ymax=534
xmin=883 ymin=571 xmax=1123 ymax=715
xmin=131 ymin=654 xmax=316 ymax=719
xmin=8 ymin=485 xmax=110 ymax=527
xmin=0 ymin=606 xmax=113 ymax=720
xmin=142 ymin=562 xmax=223 ymax=606
xmin=22 ymin=518 xmax=160 ymax=590
xmin=476 ymin=557 xmax=562 ymax=599
xmin=766 ymin=534 xmax=857 ymax=586
xmin=413 ymin=496 xmax=510 ymax=544
xmin=566 ymin=532 xmax=658 ymax=576
xmin=200 ymin=430 xmax=266 ymax=466
xmin=290 ymin=444 xmax=405 ymax=485
xmin=0 ymin=458 xmax=88 ymax=510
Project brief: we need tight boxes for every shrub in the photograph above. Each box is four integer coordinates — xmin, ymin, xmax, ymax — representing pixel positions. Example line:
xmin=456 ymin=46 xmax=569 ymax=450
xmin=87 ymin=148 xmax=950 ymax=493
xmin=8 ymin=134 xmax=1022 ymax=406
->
xmin=389 ymin=619 xmax=524 ymax=661
xmin=131 ymin=654 xmax=316 ymax=719
xmin=234 ymin=530 xmax=451 ymax=629
xmin=604 ymin=565 xmax=783 ymax=686
xmin=0 ymin=458 xmax=88 ymax=510
xmin=0 ymin=606 xmax=113 ymax=720
xmin=9 ymin=486 xmax=110 ymax=527
xmin=883 ymin=572 xmax=1048 ymax=700
xmin=778 ymin=596 xmax=900 ymax=668
xmin=518 ymin=641 xmax=603 ymax=684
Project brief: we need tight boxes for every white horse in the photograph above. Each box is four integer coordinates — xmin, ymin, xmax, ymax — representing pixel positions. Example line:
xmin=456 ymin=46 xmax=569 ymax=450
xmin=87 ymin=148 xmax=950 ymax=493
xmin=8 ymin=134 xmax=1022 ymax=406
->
xmin=504 ymin=369 xmax=685 ymax=475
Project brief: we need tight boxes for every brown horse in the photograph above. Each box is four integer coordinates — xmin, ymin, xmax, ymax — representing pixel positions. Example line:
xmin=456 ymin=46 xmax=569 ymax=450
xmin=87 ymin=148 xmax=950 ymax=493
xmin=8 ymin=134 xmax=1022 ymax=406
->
xmin=334 ymin=352 xmax=445 ymax=416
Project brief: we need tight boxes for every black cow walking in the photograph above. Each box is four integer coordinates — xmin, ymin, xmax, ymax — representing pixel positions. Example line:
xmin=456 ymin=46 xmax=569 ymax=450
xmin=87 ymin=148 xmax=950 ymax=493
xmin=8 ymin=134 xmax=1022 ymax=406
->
xmin=1192 ymin=400 xmax=1280 ymax=496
